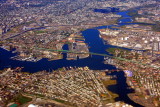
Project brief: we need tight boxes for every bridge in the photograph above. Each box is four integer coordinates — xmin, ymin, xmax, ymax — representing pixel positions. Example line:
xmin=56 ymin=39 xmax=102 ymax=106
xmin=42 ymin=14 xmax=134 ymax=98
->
xmin=35 ymin=47 xmax=160 ymax=70
xmin=35 ymin=47 xmax=112 ymax=57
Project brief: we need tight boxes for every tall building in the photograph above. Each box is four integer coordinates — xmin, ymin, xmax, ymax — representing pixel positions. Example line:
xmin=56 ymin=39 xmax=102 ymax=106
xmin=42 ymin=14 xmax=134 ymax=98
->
xmin=153 ymin=42 xmax=160 ymax=51
xmin=152 ymin=42 xmax=160 ymax=56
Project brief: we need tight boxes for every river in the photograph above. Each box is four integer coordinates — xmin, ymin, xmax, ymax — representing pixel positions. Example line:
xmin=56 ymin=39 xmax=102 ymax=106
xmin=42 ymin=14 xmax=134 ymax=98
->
xmin=0 ymin=10 xmax=143 ymax=107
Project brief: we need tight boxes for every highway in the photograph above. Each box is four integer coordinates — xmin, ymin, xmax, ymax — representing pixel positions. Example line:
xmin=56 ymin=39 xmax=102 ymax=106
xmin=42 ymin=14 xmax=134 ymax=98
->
xmin=35 ymin=47 xmax=160 ymax=70
xmin=1 ymin=23 xmax=106 ymax=41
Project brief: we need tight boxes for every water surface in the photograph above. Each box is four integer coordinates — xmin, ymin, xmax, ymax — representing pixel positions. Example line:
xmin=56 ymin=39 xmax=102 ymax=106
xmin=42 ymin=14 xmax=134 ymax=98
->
xmin=0 ymin=10 xmax=143 ymax=107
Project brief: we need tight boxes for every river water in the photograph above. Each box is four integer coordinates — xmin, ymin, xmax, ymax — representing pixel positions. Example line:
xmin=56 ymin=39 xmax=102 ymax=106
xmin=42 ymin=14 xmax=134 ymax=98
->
xmin=0 ymin=11 xmax=143 ymax=106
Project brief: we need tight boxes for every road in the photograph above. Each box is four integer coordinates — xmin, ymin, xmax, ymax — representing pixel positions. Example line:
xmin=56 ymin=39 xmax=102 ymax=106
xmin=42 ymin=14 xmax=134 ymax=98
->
xmin=35 ymin=47 xmax=160 ymax=70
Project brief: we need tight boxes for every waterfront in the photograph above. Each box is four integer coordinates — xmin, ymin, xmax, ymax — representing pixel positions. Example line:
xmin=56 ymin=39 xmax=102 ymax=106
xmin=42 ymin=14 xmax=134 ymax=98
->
xmin=0 ymin=10 xmax=143 ymax=106
xmin=0 ymin=11 xmax=133 ymax=72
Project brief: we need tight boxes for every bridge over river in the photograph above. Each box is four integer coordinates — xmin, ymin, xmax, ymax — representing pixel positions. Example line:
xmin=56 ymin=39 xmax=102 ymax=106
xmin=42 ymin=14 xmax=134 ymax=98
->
xmin=35 ymin=47 xmax=160 ymax=70
xmin=0 ymin=10 xmax=155 ymax=107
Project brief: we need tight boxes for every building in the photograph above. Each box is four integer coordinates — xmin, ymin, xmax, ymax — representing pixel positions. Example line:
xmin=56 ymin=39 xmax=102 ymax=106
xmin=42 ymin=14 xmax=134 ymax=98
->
xmin=0 ymin=28 xmax=3 ymax=35
xmin=152 ymin=42 xmax=160 ymax=51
